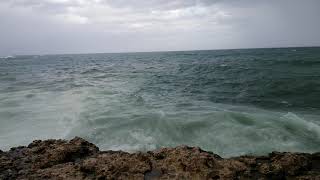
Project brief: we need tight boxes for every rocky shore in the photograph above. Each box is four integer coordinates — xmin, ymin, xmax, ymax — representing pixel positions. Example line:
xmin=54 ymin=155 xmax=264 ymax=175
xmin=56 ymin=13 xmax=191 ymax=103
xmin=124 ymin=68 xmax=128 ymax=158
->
xmin=0 ymin=137 xmax=319 ymax=179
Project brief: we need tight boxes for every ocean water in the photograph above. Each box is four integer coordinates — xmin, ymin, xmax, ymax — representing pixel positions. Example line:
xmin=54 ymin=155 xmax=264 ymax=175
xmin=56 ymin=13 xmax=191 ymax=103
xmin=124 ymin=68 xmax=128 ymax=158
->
xmin=0 ymin=47 xmax=319 ymax=157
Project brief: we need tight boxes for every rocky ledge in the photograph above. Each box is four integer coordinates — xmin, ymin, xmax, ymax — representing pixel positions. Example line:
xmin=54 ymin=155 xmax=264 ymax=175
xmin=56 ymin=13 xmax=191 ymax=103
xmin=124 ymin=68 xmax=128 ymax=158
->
xmin=0 ymin=137 xmax=319 ymax=180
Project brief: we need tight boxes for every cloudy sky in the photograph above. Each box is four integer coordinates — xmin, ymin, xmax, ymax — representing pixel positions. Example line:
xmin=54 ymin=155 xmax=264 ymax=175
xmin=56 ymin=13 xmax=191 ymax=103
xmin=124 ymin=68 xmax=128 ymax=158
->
xmin=0 ymin=0 xmax=319 ymax=55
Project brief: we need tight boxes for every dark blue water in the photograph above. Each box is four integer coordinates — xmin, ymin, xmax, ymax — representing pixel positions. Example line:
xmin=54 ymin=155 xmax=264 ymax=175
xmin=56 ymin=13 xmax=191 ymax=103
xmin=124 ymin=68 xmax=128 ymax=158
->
xmin=0 ymin=47 xmax=319 ymax=157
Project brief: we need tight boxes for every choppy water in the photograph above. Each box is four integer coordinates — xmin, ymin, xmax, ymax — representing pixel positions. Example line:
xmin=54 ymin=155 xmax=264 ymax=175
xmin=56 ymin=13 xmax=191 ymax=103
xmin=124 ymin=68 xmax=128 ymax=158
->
xmin=0 ymin=47 xmax=320 ymax=157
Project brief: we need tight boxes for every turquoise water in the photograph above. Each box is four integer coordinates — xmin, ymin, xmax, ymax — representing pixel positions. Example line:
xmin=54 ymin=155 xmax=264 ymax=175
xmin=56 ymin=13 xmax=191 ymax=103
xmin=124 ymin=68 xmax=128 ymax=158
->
xmin=0 ymin=47 xmax=320 ymax=157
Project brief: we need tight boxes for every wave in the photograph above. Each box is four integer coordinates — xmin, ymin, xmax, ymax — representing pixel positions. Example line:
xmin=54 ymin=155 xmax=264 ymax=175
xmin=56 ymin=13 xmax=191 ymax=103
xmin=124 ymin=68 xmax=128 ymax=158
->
xmin=0 ymin=56 xmax=15 ymax=59
xmin=59 ymin=96 xmax=320 ymax=157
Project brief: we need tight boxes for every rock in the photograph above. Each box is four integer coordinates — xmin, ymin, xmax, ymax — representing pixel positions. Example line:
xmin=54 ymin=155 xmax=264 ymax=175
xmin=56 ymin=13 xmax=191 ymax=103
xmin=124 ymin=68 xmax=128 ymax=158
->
xmin=0 ymin=137 xmax=319 ymax=179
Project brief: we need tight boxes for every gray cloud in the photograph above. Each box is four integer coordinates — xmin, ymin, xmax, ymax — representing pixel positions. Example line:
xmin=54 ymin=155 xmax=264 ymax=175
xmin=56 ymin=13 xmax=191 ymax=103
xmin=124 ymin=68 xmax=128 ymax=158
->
xmin=0 ymin=0 xmax=319 ymax=56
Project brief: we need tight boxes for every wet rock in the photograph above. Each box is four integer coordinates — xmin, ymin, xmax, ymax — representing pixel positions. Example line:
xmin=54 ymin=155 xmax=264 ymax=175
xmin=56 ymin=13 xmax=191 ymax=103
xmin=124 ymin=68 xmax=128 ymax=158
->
xmin=80 ymin=152 xmax=151 ymax=179
xmin=0 ymin=137 xmax=98 ymax=179
xmin=0 ymin=137 xmax=319 ymax=179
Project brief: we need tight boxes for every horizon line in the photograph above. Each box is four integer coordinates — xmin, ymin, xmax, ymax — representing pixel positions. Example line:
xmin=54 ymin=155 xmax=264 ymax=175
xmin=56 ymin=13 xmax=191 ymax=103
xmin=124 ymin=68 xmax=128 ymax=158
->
xmin=6 ymin=45 xmax=320 ymax=57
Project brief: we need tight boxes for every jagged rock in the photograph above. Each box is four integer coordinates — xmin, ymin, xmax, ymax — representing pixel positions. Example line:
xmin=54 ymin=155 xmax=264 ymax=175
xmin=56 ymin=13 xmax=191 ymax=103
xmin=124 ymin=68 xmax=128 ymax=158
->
xmin=0 ymin=137 xmax=319 ymax=179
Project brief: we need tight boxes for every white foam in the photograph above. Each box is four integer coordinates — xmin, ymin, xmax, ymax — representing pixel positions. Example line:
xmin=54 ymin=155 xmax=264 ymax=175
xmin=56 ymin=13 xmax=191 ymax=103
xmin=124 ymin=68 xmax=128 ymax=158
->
xmin=0 ymin=56 xmax=15 ymax=59
xmin=282 ymin=112 xmax=320 ymax=138
xmin=1 ymin=86 xmax=319 ymax=157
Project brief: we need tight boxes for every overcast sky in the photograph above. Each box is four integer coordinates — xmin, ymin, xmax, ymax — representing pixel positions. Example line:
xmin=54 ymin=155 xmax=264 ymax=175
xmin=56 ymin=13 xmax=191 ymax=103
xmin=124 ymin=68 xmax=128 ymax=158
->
xmin=0 ymin=0 xmax=320 ymax=55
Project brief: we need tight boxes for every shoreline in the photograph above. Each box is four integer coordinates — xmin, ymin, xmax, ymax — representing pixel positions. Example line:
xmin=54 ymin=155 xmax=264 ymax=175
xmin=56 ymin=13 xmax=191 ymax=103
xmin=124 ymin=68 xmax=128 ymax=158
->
xmin=1 ymin=137 xmax=319 ymax=179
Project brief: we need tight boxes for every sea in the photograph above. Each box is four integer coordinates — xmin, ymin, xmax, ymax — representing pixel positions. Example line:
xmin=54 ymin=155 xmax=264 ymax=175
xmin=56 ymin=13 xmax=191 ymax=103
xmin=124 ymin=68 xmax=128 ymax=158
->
xmin=0 ymin=47 xmax=319 ymax=157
